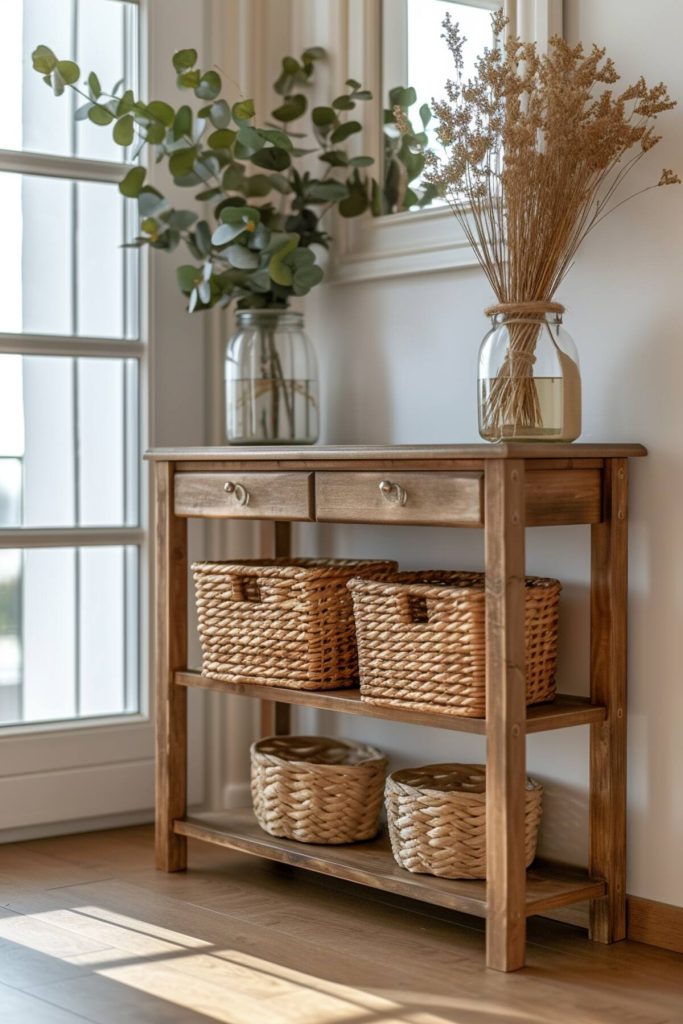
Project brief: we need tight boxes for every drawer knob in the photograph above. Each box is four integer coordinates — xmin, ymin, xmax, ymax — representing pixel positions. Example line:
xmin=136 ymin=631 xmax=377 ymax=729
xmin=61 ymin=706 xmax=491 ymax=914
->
xmin=224 ymin=481 xmax=250 ymax=506
xmin=379 ymin=479 xmax=407 ymax=506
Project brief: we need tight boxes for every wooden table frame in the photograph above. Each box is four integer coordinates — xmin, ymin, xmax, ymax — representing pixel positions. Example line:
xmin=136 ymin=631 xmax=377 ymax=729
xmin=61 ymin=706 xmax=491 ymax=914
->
xmin=147 ymin=443 xmax=645 ymax=972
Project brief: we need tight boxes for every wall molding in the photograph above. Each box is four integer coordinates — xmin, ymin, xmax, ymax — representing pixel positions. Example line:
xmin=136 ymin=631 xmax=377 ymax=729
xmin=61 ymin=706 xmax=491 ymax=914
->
xmin=627 ymin=895 xmax=683 ymax=956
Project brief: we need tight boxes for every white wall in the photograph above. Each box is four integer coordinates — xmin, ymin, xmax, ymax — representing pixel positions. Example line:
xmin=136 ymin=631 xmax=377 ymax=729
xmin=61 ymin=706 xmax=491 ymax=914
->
xmin=287 ymin=0 xmax=683 ymax=906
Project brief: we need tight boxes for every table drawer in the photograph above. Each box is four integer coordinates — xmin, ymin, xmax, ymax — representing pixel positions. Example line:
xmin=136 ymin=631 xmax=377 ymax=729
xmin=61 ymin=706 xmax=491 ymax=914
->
xmin=175 ymin=472 xmax=314 ymax=520
xmin=315 ymin=472 xmax=483 ymax=527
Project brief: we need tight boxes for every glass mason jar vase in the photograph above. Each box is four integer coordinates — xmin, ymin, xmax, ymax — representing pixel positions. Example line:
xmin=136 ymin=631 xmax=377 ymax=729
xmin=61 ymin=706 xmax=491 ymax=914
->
xmin=225 ymin=310 xmax=319 ymax=445
xmin=478 ymin=303 xmax=581 ymax=442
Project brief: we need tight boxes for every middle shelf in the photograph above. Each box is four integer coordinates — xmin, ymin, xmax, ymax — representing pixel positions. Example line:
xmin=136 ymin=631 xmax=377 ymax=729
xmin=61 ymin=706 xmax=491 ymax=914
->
xmin=176 ymin=671 xmax=606 ymax=734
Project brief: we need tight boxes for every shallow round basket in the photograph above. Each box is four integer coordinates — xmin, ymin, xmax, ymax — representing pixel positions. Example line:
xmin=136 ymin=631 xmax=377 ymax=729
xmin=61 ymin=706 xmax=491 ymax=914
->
xmin=386 ymin=763 xmax=543 ymax=879
xmin=251 ymin=735 xmax=388 ymax=845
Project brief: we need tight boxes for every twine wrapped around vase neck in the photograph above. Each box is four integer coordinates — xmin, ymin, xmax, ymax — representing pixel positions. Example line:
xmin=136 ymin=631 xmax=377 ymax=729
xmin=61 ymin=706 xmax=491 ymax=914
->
xmin=484 ymin=300 xmax=565 ymax=318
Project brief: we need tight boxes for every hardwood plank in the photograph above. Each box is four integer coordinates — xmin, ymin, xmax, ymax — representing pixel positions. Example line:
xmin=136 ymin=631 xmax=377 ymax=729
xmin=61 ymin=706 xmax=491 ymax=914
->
xmin=175 ymin=672 xmax=607 ymax=734
xmin=525 ymin=468 xmax=602 ymax=526
xmin=590 ymin=459 xmax=628 ymax=942
xmin=484 ymin=459 xmax=528 ymax=971
xmin=315 ymin=471 xmax=483 ymax=526
xmin=3 ymin=828 xmax=682 ymax=1024
xmin=145 ymin=443 xmax=647 ymax=462
xmin=628 ymin=896 xmax=683 ymax=956
xmin=172 ymin=809 xmax=605 ymax=919
xmin=174 ymin=472 xmax=314 ymax=521
xmin=154 ymin=462 xmax=188 ymax=873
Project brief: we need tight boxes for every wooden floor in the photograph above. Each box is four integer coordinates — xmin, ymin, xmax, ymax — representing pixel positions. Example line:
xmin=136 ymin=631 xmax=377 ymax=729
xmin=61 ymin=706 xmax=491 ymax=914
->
xmin=0 ymin=827 xmax=681 ymax=1024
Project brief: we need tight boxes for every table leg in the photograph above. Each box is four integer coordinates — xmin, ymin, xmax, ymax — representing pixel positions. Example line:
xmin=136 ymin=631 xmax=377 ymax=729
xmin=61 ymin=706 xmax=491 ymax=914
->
xmin=485 ymin=459 xmax=527 ymax=971
xmin=154 ymin=461 xmax=188 ymax=872
xmin=260 ymin=521 xmax=292 ymax=737
xmin=590 ymin=459 xmax=628 ymax=942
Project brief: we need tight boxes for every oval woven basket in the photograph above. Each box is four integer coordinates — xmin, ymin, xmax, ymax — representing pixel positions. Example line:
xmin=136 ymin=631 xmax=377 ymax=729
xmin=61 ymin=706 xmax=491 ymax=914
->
xmin=349 ymin=570 xmax=561 ymax=717
xmin=386 ymin=763 xmax=543 ymax=879
xmin=251 ymin=735 xmax=388 ymax=845
xmin=192 ymin=558 xmax=397 ymax=690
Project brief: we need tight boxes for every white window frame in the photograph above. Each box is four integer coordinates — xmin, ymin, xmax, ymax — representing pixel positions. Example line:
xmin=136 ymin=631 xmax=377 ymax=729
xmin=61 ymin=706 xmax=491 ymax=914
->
xmin=0 ymin=0 xmax=154 ymax=836
xmin=292 ymin=0 xmax=563 ymax=284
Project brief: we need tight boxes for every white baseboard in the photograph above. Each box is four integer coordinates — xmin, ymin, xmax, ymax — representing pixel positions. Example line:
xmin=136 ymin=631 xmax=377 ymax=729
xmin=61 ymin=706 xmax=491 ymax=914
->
xmin=0 ymin=808 xmax=154 ymax=845
xmin=222 ymin=782 xmax=252 ymax=810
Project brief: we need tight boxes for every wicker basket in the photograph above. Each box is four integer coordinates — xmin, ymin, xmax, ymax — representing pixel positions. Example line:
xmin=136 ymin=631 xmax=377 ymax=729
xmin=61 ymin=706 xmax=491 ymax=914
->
xmin=349 ymin=570 xmax=561 ymax=717
xmin=193 ymin=558 xmax=397 ymax=690
xmin=251 ymin=735 xmax=387 ymax=844
xmin=386 ymin=763 xmax=543 ymax=879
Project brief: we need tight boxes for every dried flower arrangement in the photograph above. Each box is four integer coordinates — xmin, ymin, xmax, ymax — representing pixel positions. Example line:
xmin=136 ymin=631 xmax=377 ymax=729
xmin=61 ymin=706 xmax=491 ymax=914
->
xmin=403 ymin=12 xmax=680 ymax=437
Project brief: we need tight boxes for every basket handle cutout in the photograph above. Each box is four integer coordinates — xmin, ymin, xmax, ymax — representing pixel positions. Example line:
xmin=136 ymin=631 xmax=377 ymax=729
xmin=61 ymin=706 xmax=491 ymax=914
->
xmin=230 ymin=576 xmax=262 ymax=603
xmin=399 ymin=593 xmax=431 ymax=625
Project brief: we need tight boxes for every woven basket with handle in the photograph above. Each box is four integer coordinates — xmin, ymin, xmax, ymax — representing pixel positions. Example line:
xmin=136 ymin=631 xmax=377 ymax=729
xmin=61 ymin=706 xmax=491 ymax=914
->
xmin=386 ymin=763 xmax=543 ymax=879
xmin=349 ymin=570 xmax=561 ymax=717
xmin=251 ymin=735 xmax=388 ymax=844
xmin=193 ymin=558 xmax=397 ymax=690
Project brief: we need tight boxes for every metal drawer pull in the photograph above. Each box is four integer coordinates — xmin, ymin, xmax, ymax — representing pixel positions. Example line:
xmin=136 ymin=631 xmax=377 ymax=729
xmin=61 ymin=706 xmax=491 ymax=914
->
xmin=224 ymin=481 xmax=250 ymax=506
xmin=379 ymin=479 xmax=407 ymax=506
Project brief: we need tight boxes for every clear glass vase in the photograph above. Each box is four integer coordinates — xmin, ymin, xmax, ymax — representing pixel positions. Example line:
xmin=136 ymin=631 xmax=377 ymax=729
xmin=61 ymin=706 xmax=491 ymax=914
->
xmin=478 ymin=307 xmax=581 ymax=442
xmin=225 ymin=310 xmax=319 ymax=445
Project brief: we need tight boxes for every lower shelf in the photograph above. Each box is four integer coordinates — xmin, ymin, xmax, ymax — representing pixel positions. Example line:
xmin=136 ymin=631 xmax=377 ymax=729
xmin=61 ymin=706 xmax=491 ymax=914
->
xmin=174 ymin=808 xmax=606 ymax=920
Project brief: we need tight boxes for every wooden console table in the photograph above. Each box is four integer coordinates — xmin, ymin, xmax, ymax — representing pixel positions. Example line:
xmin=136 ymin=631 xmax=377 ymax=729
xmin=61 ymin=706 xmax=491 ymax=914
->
xmin=147 ymin=443 xmax=646 ymax=972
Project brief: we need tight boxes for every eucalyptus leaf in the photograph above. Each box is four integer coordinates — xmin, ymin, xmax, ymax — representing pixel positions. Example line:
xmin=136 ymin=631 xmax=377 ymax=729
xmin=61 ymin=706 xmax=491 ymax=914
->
xmin=349 ymin=155 xmax=374 ymax=167
xmin=172 ymin=48 xmax=197 ymax=72
xmin=51 ymin=69 xmax=65 ymax=96
xmin=209 ymin=100 xmax=231 ymax=128
xmin=173 ymin=105 xmax=192 ymax=140
xmin=138 ymin=188 xmax=167 ymax=217
xmin=169 ymin=147 xmax=197 ymax=177
xmin=330 ymin=120 xmax=362 ymax=144
xmin=272 ymin=94 xmax=307 ymax=122
xmin=198 ymin=279 xmax=211 ymax=303
xmin=312 ymin=106 xmax=336 ymax=127
xmin=195 ymin=220 xmax=212 ymax=255
xmin=306 ymin=180 xmax=348 ymax=202
xmin=145 ymin=123 xmax=166 ymax=145
xmin=225 ymin=244 xmax=259 ymax=270
xmin=293 ymin=264 xmax=324 ymax=294
xmin=147 ymin=100 xmax=174 ymax=126
xmin=178 ymin=69 xmax=200 ymax=89
xmin=195 ymin=70 xmax=221 ymax=100
xmin=88 ymin=71 xmax=101 ymax=98
xmin=269 ymin=233 xmax=299 ymax=286
xmin=188 ymin=286 xmax=199 ymax=313
xmin=419 ymin=102 xmax=432 ymax=127
xmin=117 ymin=89 xmax=135 ymax=116
xmin=233 ymin=99 xmax=255 ymax=122
xmin=166 ymin=210 xmax=198 ymax=230
xmin=332 ymin=95 xmax=355 ymax=111
xmin=88 ymin=104 xmax=113 ymax=126
xmin=32 ymin=45 xmax=57 ymax=75
xmin=177 ymin=264 xmax=199 ymax=291
xmin=211 ymin=222 xmax=248 ymax=247
xmin=251 ymin=147 xmax=291 ymax=171
xmin=56 ymin=60 xmax=79 ymax=84
xmin=302 ymin=46 xmax=326 ymax=60
xmin=113 ymin=114 xmax=134 ymax=146
xmin=119 ymin=165 xmax=146 ymax=198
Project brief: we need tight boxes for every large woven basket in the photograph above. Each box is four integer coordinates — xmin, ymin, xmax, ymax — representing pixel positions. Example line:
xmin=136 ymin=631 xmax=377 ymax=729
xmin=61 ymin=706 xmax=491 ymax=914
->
xmin=251 ymin=735 xmax=387 ymax=844
xmin=349 ymin=570 xmax=561 ymax=717
xmin=193 ymin=558 xmax=397 ymax=690
xmin=386 ymin=763 xmax=543 ymax=879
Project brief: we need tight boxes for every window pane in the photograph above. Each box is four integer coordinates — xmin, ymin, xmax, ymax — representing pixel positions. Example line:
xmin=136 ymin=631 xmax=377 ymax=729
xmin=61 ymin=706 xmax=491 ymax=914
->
xmin=0 ymin=171 xmax=137 ymax=339
xmin=1 ymin=0 xmax=138 ymax=162
xmin=0 ymin=545 xmax=139 ymax=726
xmin=0 ymin=354 xmax=138 ymax=528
